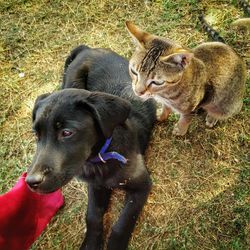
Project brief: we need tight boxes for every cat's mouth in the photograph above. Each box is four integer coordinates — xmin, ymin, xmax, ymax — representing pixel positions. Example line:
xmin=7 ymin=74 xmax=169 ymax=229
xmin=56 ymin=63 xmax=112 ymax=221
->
xmin=134 ymin=89 xmax=152 ymax=100
xmin=140 ymin=93 xmax=152 ymax=100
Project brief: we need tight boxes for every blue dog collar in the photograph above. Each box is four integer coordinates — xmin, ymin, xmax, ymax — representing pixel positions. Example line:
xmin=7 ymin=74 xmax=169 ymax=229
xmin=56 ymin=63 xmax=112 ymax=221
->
xmin=89 ymin=137 xmax=127 ymax=165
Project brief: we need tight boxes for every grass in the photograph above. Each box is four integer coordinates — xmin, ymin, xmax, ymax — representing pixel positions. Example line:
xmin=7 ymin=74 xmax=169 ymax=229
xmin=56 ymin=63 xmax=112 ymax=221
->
xmin=0 ymin=0 xmax=249 ymax=249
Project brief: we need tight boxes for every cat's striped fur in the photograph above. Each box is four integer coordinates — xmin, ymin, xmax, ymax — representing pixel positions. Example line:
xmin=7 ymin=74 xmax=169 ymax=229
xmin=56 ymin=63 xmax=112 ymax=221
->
xmin=126 ymin=21 xmax=246 ymax=136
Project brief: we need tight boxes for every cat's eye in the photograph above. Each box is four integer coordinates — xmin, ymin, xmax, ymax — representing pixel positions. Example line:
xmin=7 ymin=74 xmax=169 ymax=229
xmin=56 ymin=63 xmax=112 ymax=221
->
xmin=149 ymin=80 xmax=165 ymax=86
xmin=130 ymin=67 xmax=138 ymax=76
xmin=166 ymin=80 xmax=179 ymax=84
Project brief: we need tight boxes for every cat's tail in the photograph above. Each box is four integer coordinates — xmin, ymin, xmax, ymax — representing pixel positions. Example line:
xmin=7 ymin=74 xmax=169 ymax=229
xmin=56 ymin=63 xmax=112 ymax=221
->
xmin=232 ymin=1 xmax=250 ymax=30
xmin=198 ymin=14 xmax=225 ymax=43
xmin=232 ymin=18 xmax=250 ymax=29
xmin=238 ymin=0 xmax=250 ymax=16
xmin=199 ymin=1 xmax=250 ymax=42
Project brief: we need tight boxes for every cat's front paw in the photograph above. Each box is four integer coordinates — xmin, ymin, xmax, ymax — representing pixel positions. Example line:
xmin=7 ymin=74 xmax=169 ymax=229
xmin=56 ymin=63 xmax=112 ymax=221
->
xmin=156 ymin=108 xmax=164 ymax=121
xmin=172 ymin=123 xmax=188 ymax=136
xmin=156 ymin=106 xmax=171 ymax=122
xmin=205 ymin=115 xmax=218 ymax=128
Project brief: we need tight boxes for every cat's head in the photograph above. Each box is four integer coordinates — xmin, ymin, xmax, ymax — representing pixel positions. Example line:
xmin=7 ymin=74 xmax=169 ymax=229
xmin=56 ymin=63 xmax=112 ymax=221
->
xmin=126 ymin=21 xmax=194 ymax=99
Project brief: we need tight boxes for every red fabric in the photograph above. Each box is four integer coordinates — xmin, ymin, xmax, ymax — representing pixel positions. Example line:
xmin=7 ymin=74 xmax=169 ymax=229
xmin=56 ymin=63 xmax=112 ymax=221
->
xmin=0 ymin=172 xmax=64 ymax=250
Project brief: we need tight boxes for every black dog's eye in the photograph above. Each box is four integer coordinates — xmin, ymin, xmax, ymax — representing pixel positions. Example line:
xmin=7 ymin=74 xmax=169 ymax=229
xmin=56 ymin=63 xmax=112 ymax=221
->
xmin=61 ymin=129 xmax=74 ymax=138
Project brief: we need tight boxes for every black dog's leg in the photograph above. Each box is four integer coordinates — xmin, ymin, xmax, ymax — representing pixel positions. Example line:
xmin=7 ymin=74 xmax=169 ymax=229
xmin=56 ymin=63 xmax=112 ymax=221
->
xmin=107 ymin=178 xmax=151 ymax=250
xmin=80 ymin=184 xmax=112 ymax=250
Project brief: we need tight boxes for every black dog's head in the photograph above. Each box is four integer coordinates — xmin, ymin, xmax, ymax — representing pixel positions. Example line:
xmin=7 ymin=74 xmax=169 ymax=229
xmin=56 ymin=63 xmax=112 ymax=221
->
xmin=26 ymin=89 xmax=130 ymax=193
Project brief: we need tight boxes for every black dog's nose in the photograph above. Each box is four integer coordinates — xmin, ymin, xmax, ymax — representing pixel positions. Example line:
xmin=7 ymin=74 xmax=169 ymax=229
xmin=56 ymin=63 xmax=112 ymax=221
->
xmin=25 ymin=174 xmax=44 ymax=189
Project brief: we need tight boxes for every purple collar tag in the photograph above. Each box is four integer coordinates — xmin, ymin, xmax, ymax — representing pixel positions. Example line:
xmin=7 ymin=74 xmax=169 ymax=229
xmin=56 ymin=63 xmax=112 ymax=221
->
xmin=89 ymin=137 xmax=127 ymax=165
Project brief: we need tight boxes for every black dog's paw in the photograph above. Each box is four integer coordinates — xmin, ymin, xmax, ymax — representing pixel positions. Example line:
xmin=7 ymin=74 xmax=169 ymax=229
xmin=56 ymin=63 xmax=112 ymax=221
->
xmin=107 ymin=230 xmax=129 ymax=250
xmin=79 ymin=238 xmax=103 ymax=250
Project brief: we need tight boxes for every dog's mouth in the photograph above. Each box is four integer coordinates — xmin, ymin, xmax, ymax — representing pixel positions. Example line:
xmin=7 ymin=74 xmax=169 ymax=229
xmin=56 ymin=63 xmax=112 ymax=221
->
xmin=27 ymin=185 xmax=60 ymax=194
xmin=25 ymin=173 xmax=72 ymax=194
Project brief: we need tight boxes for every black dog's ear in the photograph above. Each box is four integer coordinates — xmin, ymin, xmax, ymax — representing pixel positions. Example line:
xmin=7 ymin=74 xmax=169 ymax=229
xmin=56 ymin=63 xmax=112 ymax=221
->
xmin=32 ymin=93 xmax=51 ymax=121
xmin=78 ymin=92 xmax=131 ymax=138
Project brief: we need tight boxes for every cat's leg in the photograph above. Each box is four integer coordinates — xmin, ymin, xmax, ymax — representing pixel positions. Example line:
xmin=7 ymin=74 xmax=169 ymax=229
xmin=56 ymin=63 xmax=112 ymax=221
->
xmin=203 ymin=104 xmax=223 ymax=128
xmin=157 ymin=105 xmax=172 ymax=122
xmin=204 ymin=99 xmax=243 ymax=128
xmin=172 ymin=113 xmax=193 ymax=136
xmin=205 ymin=114 xmax=218 ymax=128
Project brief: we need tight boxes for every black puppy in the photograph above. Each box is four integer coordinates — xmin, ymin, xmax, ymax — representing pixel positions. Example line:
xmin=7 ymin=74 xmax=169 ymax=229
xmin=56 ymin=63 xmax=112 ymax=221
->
xmin=26 ymin=46 xmax=156 ymax=250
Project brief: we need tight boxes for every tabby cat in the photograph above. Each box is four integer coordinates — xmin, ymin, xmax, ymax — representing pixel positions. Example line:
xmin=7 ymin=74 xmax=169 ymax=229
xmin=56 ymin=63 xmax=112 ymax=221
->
xmin=126 ymin=21 xmax=246 ymax=136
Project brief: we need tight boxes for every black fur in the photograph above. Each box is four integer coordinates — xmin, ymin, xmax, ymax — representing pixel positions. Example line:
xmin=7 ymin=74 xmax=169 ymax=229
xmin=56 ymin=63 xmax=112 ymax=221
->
xmin=27 ymin=46 xmax=156 ymax=250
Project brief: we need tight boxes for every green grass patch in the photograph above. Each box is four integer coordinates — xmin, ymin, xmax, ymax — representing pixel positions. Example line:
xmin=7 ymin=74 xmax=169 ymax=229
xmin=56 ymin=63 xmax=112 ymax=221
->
xmin=0 ymin=0 xmax=249 ymax=249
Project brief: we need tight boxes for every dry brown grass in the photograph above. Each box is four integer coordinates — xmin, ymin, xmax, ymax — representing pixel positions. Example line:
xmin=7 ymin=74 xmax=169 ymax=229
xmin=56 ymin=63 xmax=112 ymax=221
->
xmin=0 ymin=0 xmax=249 ymax=249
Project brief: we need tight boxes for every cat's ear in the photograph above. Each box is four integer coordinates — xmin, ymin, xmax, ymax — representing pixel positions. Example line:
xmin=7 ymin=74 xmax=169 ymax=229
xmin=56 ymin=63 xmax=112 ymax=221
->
xmin=160 ymin=51 xmax=194 ymax=69
xmin=125 ymin=21 xmax=151 ymax=48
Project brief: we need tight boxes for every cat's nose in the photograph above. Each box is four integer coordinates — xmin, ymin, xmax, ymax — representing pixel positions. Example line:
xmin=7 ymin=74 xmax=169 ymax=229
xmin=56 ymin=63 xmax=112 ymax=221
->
xmin=134 ymin=88 xmax=146 ymax=96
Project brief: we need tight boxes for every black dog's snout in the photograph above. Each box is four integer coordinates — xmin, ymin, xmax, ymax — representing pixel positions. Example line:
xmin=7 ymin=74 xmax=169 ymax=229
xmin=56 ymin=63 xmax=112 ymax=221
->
xmin=25 ymin=164 xmax=52 ymax=190
xmin=25 ymin=174 xmax=44 ymax=189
